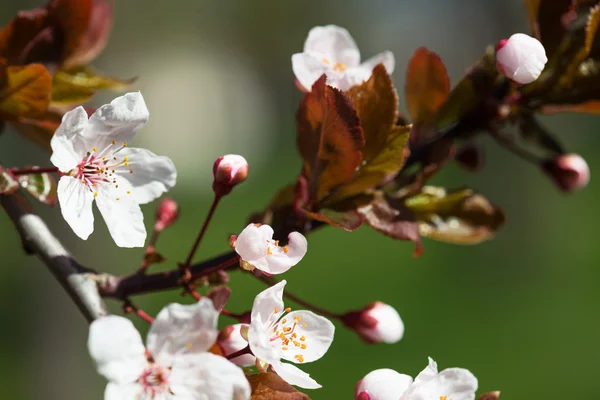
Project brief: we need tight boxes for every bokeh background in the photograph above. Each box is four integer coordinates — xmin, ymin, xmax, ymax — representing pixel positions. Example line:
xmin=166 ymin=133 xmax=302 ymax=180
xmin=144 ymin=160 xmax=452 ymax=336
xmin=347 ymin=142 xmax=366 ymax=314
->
xmin=1 ymin=1 xmax=599 ymax=399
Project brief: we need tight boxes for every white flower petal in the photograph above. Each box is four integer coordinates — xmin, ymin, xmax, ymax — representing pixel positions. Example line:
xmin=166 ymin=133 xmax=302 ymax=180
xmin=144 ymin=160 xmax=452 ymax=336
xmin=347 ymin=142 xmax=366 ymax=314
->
xmin=169 ymin=353 xmax=251 ymax=400
xmin=95 ymin=185 xmax=146 ymax=248
xmin=219 ymin=324 xmax=256 ymax=367
xmin=291 ymin=52 xmax=329 ymax=92
xmin=279 ymin=310 xmax=334 ymax=364
xmin=116 ymin=147 xmax=177 ymax=204
xmin=84 ymin=92 xmax=149 ymax=150
xmin=104 ymin=382 xmax=147 ymax=400
xmin=272 ymin=361 xmax=321 ymax=389
xmin=356 ymin=369 xmax=413 ymax=400
xmin=50 ymin=106 xmax=89 ymax=172
xmin=414 ymin=357 xmax=438 ymax=385
xmin=304 ymin=25 xmax=360 ymax=67
xmin=282 ymin=231 xmax=307 ymax=266
xmin=88 ymin=316 xmax=146 ymax=384
xmin=360 ymin=51 xmax=396 ymax=75
xmin=250 ymin=280 xmax=286 ymax=328
xmin=57 ymin=176 xmax=95 ymax=240
xmin=147 ymin=298 xmax=218 ymax=360
xmin=235 ymin=223 xmax=273 ymax=262
xmin=405 ymin=367 xmax=478 ymax=400
xmin=496 ymin=33 xmax=547 ymax=84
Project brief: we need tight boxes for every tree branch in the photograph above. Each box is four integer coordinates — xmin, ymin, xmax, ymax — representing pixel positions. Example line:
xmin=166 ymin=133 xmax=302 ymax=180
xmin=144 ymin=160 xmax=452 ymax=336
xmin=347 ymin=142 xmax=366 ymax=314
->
xmin=0 ymin=191 xmax=109 ymax=322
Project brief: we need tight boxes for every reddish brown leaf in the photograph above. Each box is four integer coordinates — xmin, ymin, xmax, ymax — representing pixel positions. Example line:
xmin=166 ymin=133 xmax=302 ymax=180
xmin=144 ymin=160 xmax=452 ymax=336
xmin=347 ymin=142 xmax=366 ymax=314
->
xmin=47 ymin=0 xmax=94 ymax=63
xmin=405 ymin=47 xmax=450 ymax=127
xmin=523 ymin=0 xmax=541 ymax=37
xmin=206 ymin=286 xmax=231 ymax=312
xmin=248 ymin=373 xmax=310 ymax=400
xmin=9 ymin=109 xmax=63 ymax=150
xmin=64 ymin=0 xmax=113 ymax=68
xmin=537 ymin=0 xmax=572 ymax=59
xmin=300 ymin=207 xmax=364 ymax=231
xmin=296 ymin=75 xmax=364 ymax=202
xmin=347 ymin=64 xmax=398 ymax=161
xmin=0 ymin=8 xmax=49 ymax=64
xmin=0 ymin=64 xmax=52 ymax=120
xmin=360 ymin=196 xmax=423 ymax=257
xmin=479 ymin=391 xmax=501 ymax=400
xmin=0 ymin=167 xmax=19 ymax=195
xmin=541 ymin=100 xmax=600 ymax=114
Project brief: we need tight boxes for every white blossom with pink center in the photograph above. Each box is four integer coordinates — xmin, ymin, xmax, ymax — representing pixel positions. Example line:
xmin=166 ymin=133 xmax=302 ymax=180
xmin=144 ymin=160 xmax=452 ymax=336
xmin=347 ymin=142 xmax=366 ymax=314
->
xmin=355 ymin=358 xmax=478 ymax=400
xmin=234 ymin=223 xmax=307 ymax=275
xmin=248 ymin=280 xmax=335 ymax=389
xmin=292 ymin=25 xmax=395 ymax=92
xmin=50 ymin=92 xmax=177 ymax=248
xmin=88 ymin=298 xmax=251 ymax=400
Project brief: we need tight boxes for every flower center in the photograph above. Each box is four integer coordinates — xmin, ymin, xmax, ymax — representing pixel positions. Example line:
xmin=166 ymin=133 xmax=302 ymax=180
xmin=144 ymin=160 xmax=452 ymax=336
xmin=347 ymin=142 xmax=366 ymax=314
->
xmin=139 ymin=363 xmax=171 ymax=396
xmin=266 ymin=240 xmax=289 ymax=256
xmin=321 ymin=57 xmax=347 ymax=72
xmin=70 ymin=141 xmax=134 ymax=200
xmin=269 ymin=307 xmax=308 ymax=363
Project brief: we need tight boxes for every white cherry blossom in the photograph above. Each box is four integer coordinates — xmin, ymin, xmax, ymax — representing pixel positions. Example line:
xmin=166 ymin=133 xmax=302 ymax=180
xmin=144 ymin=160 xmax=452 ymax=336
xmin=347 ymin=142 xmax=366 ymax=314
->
xmin=234 ymin=223 xmax=307 ymax=275
xmin=355 ymin=358 xmax=478 ymax=400
xmin=292 ymin=25 xmax=395 ymax=92
xmin=50 ymin=92 xmax=177 ymax=247
xmin=496 ymin=33 xmax=547 ymax=84
xmin=88 ymin=298 xmax=251 ymax=400
xmin=247 ymin=280 xmax=335 ymax=389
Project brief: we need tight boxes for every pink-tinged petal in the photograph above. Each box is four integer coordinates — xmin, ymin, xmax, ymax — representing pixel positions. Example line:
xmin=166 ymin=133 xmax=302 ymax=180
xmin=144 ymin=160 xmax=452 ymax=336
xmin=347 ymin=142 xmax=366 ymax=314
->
xmin=218 ymin=324 xmax=256 ymax=367
xmin=355 ymin=369 xmax=413 ymax=400
xmin=95 ymin=184 xmax=146 ymax=248
xmin=235 ymin=223 xmax=271 ymax=262
xmin=496 ymin=33 xmax=547 ymax=84
xmin=169 ymin=353 xmax=251 ymax=400
xmin=279 ymin=310 xmax=334 ymax=364
xmin=116 ymin=147 xmax=177 ymax=205
xmin=347 ymin=302 xmax=404 ymax=344
xmin=360 ymin=51 xmax=395 ymax=75
xmin=146 ymin=298 xmax=218 ymax=360
xmin=283 ymin=231 xmax=307 ymax=265
xmin=50 ymin=106 xmax=89 ymax=172
xmin=414 ymin=357 xmax=439 ymax=385
xmin=272 ymin=361 xmax=321 ymax=389
xmin=304 ymin=25 xmax=360 ymax=67
xmin=292 ymin=52 xmax=329 ymax=92
xmin=57 ymin=176 xmax=95 ymax=240
xmin=104 ymin=382 xmax=145 ymax=400
xmin=84 ymin=92 xmax=149 ymax=150
xmin=248 ymin=281 xmax=286 ymax=365
xmin=88 ymin=316 xmax=146 ymax=384
xmin=406 ymin=366 xmax=478 ymax=400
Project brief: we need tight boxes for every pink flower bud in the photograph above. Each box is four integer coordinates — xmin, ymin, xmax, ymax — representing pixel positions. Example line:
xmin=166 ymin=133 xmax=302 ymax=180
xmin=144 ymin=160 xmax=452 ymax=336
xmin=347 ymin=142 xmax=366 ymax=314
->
xmin=542 ymin=153 xmax=590 ymax=192
xmin=496 ymin=33 xmax=547 ymax=84
xmin=217 ymin=324 xmax=255 ymax=367
xmin=212 ymin=154 xmax=249 ymax=196
xmin=355 ymin=369 xmax=413 ymax=400
xmin=154 ymin=197 xmax=179 ymax=231
xmin=342 ymin=302 xmax=404 ymax=344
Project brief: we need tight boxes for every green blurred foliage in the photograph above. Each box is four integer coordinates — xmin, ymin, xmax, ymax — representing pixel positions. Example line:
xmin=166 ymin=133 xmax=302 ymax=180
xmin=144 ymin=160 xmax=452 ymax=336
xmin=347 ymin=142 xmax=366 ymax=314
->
xmin=1 ymin=1 xmax=600 ymax=399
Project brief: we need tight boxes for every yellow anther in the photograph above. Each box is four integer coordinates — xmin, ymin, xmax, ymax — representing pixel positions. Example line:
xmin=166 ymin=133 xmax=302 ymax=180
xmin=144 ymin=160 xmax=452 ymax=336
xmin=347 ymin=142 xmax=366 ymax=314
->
xmin=282 ymin=318 xmax=287 ymax=324
xmin=124 ymin=162 xmax=129 ymax=167
xmin=115 ymin=184 xmax=119 ymax=188
xmin=92 ymin=183 xmax=96 ymax=187
xmin=279 ymin=333 xmax=286 ymax=340
xmin=267 ymin=247 xmax=273 ymax=255
xmin=293 ymin=341 xmax=300 ymax=347
xmin=186 ymin=343 xmax=193 ymax=349
xmin=93 ymin=192 xmax=98 ymax=197
xmin=294 ymin=316 xmax=301 ymax=323
xmin=92 ymin=147 xmax=97 ymax=152
xmin=285 ymin=307 xmax=291 ymax=313
xmin=273 ymin=308 xmax=279 ymax=313
xmin=112 ymin=140 xmax=116 ymax=145
xmin=284 ymin=327 xmax=292 ymax=332
xmin=124 ymin=157 xmax=129 ymax=161
xmin=440 ymin=397 xmax=447 ymax=400
xmin=127 ymin=190 xmax=131 ymax=195
xmin=322 ymin=58 xmax=330 ymax=65
xmin=129 ymin=169 xmax=133 ymax=173
xmin=116 ymin=197 xmax=120 ymax=201
xmin=113 ymin=157 xmax=117 ymax=160
xmin=301 ymin=344 xmax=307 ymax=349
xmin=291 ymin=333 xmax=297 ymax=338
xmin=333 ymin=62 xmax=347 ymax=72
xmin=282 ymin=347 xmax=288 ymax=351
xmin=283 ymin=246 xmax=289 ymax=253
xmin=301 ymin=322 xmax=307 ymax=328
xmin=300 ymin=336 xmax=305 ymax=341
xmin=274 ymin=240 xmax=279 ymax=246
xmin=294 ymin=354 xmax=304 ymax=363
xmin=123 ymin=142 xmax=127 ymax=147
xmin=102 ymin=157 xmax=106 ymax=161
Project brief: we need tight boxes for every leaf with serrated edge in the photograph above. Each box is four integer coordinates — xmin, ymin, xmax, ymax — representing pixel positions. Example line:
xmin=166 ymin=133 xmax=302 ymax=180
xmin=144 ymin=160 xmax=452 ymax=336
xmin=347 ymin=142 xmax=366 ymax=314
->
xmin=585 ymin=4 xmax=600 ymax=56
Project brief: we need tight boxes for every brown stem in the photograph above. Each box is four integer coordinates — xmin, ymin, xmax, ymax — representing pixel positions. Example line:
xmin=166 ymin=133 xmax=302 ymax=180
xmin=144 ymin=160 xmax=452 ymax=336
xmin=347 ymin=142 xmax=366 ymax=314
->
xmin=226 ymin=345 xmax=251 ymax=360
xmin=138 ymin=229 xmax=160 ymax=273
xmin=123 ymin=300 xmax=155 ymax=323
xmin=489 ymin=128 xmax=540 ymax=165
xmin=183 ymin=194 xmax=222 ymax=267
xmin=10 ymin=166 xmax=59 ymax=176
xmin=256 ymin=274 xmax=340 ymax=319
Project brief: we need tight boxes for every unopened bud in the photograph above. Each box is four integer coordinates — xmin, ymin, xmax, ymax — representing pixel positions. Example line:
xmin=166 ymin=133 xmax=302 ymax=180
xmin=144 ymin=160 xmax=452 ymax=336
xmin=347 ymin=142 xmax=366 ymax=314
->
xmin=355 ymin=369 xmax=413 ymax=400
xmin=496 ymin=33 xmax=547 ymax=84
xmin=212 ymin=154 xmax=249 ymax=196
xmin=217 ymin=324 xmax=255 ymax=367
xmin=154 ymin=197 xmax=179 ymax=231
xmin=455 ymin=142 xmax=484 ymax=172
xmin=542 ymin=153 xmax=590 ymax=192
xmin=342 ymin=302 xmax=404 ymax=344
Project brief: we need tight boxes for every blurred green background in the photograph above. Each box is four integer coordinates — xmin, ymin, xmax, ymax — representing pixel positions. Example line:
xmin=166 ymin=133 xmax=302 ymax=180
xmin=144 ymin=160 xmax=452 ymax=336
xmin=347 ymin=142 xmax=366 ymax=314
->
xmin=1 ymin=1 xmax=599 ymax=399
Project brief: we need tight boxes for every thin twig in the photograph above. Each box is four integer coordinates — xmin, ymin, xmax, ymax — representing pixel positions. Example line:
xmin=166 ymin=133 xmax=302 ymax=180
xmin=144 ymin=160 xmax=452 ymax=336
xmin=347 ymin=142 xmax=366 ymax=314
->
xmin=183 ymin=194 xmax=222 ymax=267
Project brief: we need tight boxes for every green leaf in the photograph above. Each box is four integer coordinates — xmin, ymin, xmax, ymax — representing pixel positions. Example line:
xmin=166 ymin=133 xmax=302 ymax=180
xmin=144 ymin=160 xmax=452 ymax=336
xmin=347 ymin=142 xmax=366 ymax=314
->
xmin=296 ymin=75 xmax=364 ymax=202
xmin=17 ymin=169 xmax=57 ymax=205
xmin=405 ymin=47 xmax=450 ymax=126
xmin=0 ymin=63 xmax=52 ymax=120
xmin=405 ymin=186 xmax=505 ymax=245
xmin=0 ymin=167 xmax=18 ymax=195
xmin=359 ymin=196 xmax=423 ymax=256
xmin=248 ymin=373 xmax=310 ymax=400
xmin=51 ymin=66 xmax=134 ymax=105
